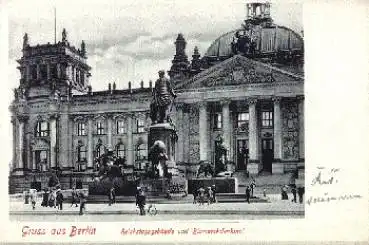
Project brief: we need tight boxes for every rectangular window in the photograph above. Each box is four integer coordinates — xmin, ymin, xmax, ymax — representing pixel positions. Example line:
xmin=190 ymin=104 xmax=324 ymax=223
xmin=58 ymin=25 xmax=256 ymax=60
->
xmin=96 ymin=122 xmax=105 ymax=135
xmin=77 ymin=123 xmax=86 ymax=136
xmin=213 ymin=113 xmax=222 ymax=130
xmin=40 ymin=64 xmax=47 ymax=79
xmin=261 ymin=111 xmax=273 ymax=127
xmin=80 ymin=71 xmax=85 ymax=85
xmin=50 ymin=64 xmax=58 ymax=78
xmin=136 ymin=119 xmax=145 ymax=133
xmin=36 ymin=121 xmax=49 ymax=137
xmin=78 ymin=146 xmax=87 ymax=162
xmin=116 ymin=121 xmax=125 ymax=134
xmin=76 ymin=69 xmax=80 ymax=83
xmin=31 ymin=65 xmax=37 ymax=79
xmin=237 ymin=112 xmax=249 ymax=130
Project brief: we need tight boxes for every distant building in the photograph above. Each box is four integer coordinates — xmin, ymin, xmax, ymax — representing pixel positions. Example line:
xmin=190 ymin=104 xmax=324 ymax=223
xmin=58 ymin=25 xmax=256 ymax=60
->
xmin=9 ymin=2 xmax=304 ymax=193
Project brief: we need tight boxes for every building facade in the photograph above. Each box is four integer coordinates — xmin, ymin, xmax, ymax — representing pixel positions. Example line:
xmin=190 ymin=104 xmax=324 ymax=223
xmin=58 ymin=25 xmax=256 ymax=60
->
xmin=9 ymin=3 xmax=304 ymax=193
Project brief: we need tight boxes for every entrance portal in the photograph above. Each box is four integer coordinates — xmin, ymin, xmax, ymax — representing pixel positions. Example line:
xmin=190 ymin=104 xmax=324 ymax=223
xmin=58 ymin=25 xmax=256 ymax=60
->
xmin=236 ymin=140 xmax=248 ymax=171
xmin=262 ymin=139 xmax=273 ymax=173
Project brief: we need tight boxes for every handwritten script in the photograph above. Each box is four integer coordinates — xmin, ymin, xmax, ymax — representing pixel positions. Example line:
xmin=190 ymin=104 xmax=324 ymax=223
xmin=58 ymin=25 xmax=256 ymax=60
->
xmin=307 ymin=167 xmax=362 ymax=205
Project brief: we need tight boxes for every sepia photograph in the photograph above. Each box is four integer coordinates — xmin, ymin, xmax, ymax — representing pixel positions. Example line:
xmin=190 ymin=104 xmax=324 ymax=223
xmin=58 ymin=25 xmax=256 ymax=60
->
xmin=7 ymin=0 xmax=306 ymax=223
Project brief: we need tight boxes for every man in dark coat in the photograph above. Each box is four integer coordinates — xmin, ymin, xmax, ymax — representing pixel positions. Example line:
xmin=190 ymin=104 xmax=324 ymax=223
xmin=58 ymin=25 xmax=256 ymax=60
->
xmin=291 ymin=186 xmax=297 ymax=203
xmin=56 ymin=190 xmax=64 ymax=210
xmin=136 ymin=188 xmax=146 ymax=216
xmin=245 ymin=186 xmax=251 ymax=204
xmin=297 ymin=186 xmax=305 ymax=204
xmin=41 ymin=189 xmax=49 ymax=207
xmin=211 ymin=185 xmax=217 ymax=203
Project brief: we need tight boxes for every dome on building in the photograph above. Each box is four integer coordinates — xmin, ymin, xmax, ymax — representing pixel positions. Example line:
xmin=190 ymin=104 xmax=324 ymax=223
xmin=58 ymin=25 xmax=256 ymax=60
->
xmin=204 ymin=24 xmax=303 ymax=58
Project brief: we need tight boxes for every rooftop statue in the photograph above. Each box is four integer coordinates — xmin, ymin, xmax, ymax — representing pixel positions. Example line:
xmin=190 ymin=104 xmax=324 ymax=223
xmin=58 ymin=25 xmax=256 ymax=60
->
xmin=23 ymin=33 xmax=29 ymax=49
xmin=150 ymin=70 xmax=176 ymax=124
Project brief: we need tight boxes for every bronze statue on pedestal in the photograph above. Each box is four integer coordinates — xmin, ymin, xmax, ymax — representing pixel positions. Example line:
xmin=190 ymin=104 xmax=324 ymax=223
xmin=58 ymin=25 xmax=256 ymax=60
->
xmin=150 ymin=70 xmax=176 ymax=124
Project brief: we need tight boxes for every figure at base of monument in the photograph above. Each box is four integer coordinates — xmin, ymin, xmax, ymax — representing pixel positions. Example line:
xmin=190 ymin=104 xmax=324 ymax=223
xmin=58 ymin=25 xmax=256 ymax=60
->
xmin=150 ymin=70 xmax=176 ymax=124
xmin=148 ymin=140 xmax=171 ymax=179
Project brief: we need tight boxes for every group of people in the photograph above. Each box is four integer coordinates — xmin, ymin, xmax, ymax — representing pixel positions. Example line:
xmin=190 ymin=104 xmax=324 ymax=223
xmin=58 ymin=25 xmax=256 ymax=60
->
xmin=40 ymin=188 xmax=65 ymax=210
xmin=281 ymin=185 xmax=305 ymax=203
xmin=27 ymin=187 xmax=87 ymax=215
xmin=193 ymin=185 xmax=217 ymax=205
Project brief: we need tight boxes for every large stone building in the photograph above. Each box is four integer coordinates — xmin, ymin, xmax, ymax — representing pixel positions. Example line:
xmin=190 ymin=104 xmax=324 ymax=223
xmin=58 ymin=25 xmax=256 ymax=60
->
xmin=9 ymin=3 xmax=304 ymax=193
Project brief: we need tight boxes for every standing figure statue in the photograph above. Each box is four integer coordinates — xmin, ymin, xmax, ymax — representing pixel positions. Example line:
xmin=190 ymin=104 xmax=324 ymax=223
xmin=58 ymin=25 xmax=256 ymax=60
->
xmin=150 ymin=70 xmax=176 ymax=124
xmin=215 ymin=136 xmax=228 ymax=174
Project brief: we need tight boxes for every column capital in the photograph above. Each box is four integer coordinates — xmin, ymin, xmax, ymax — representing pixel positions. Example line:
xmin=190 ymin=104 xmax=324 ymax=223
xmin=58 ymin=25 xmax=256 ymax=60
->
xmin=17 ymin=115 xmax=29 ymax=122
xmin=48 ymin=113 xmax=60 ymax=120
xmin=175 ymin=102 xmax=186 ymax=111
xmin=220 ymin=98 xmax=231 ymax=106
xmin=296 ymin=95 xmax=304 ymax=101
xmin=272 ymin=96 xmax=282 ymax=104
xmin=247 ymin=97 xmax=258 ymax=105
xmin=197 ymin=100 xmax=208 ymax=108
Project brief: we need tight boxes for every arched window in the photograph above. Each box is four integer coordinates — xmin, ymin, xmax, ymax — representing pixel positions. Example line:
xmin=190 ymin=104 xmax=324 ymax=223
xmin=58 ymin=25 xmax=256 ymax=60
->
xmin=115 ymin=143 xmax=125 ymax=158
xmin=35 ymin=121 xmax=49 ymax=137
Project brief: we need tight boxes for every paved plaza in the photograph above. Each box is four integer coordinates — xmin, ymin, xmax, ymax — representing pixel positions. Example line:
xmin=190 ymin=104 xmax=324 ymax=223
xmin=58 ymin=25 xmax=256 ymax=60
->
xmin=9 ymin=194 xmax=304 ymax=221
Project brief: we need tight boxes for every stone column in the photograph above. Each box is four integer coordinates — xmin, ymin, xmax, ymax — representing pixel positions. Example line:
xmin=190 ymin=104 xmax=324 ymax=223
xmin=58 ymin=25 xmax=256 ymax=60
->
xmin=107 ymin=115 xmax=113 ymax=150
xmin=247 ymin=98 xmax=259 ymax=174
xmin=58 ymin=114 xmax=70 ymax=169
xmin=36 ymin=64 xmax=40 ymax=80
xmin=175 ymin=103 xmax=185 ymax=162
xmin=221 ymin=99 xmax=231 ymax=160
xmin=49 ymin=115 xmax=58 ymax=169
xmin=126 ymin=114 xmax=134 ymax=166
xmin=272 ymin=96 xmax=283 ymax=174
xmin=198 ymin=101 xmax=208 ymax=161
xmin=87 ymin=116 xmax=94 ymax=169
xmin=32 ymin=151 xmax=36 ymax=170
xmin=26 ymin=65 xmax=30 ymax=81
xmin=47 ymin=63 xmax=51 ymax=79
xmin=16 ymin=116 xmax=28 ymax=172
xmin=11 ymin=116 xmax=17 ymax=171
xmin=298 ymin=96 xmax=305 ymax=162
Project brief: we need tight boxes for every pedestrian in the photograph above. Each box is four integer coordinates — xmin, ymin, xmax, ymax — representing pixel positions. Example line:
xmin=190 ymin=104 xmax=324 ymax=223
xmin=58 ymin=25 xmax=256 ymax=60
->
xmin=245 ymin=186 xmax=251 ymax=204
xmin=56 ymin=189 xmax=64 ymax=210
xmin=111 ymin=187 xmax=116 ymax=204
xmin=79 ymin=191 xmax=87 ymax=215
xmin=30 ymin=189 xmax=37 ymax=210
xmin=291 ymin=186 xmax=297 ymax=203
xmin=198 ymin=188 xmax=205 ymax=205
xmin=206 ymin=187 xmax=213 ymax=205
xmin=71 ymin=187 xmax=78 ymax=207
xmin=211 ymin=184 xmax=217 ymax=203
xmin=281 ymin=185 xmax=288 ymax=200
xmin=165 ymin=189 xmax=172 ymax=200
xmin=250 ymin=177 xmax=256 ymax=197
xmin=297 ymin=186 xmax=305 ymax=204
xmin=136 ymin=188 xmax=146 ymax=216
xmin=41 ymin=188 xmax=48 ymax=207
xmin=192 ymin=189 xmax=198 ymax=204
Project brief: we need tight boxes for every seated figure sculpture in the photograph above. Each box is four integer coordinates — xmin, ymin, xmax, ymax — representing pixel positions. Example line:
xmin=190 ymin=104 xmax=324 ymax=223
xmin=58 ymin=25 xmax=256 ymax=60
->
xmin=148 ymin=140 xmax=170 ymax=178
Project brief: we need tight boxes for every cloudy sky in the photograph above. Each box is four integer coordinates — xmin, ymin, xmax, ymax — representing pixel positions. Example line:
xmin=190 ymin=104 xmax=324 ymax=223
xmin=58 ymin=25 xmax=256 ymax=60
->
xmin=7 ymin=0 xmax=302 ymax=91
xmin=2 ymin=0 xmax=302 ymax=166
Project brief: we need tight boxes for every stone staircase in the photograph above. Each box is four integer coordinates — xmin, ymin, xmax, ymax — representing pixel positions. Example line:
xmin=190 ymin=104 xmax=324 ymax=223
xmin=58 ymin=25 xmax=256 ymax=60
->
xmin=233 ymin=171 xmax=294 ymax=194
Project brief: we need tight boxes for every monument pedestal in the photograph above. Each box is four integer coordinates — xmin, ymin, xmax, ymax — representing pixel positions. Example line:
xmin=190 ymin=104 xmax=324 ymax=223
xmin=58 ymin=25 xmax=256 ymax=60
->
xmin=148 ymin=123 xmax=178 ymax=176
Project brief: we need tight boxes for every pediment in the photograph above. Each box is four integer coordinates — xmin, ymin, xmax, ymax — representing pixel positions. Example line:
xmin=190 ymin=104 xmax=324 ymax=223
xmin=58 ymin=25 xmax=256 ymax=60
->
xmin=176 ymin=55 xmax=303 ymax=90
xmin=32 ymin=138 xmax=50 ymax=150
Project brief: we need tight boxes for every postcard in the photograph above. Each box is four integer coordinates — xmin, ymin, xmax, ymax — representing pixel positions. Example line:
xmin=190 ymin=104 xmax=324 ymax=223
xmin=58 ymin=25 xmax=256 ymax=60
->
xmin=0 ymin=0 xmax=368 ymax=243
